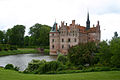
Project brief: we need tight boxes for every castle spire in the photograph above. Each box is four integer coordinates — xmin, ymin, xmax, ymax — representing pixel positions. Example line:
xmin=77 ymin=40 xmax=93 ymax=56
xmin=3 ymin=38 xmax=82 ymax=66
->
xmin=86 ymin=12 xmax=90 ymax=30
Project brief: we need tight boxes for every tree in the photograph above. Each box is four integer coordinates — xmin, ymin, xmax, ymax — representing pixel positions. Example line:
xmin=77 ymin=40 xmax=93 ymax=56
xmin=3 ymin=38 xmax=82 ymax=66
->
xmin=24 ymin=36 xmax=30 ymax=47
xmin=6 ymin=25 xmax=26 ymax=47
xmin=0 ymin=30 xmax=4 ymax=44
xmin=109 ymin=37 xmax=120 ymax=67
xmin=29 ymin=23 xmax=51 ymax=46
xmin=114 ymin=32 xmax=118 ymax=38
xmin=68 ymin=42 xmax=97 ymax=66
xmin=96 ymin=41 xmax=112 ymax=66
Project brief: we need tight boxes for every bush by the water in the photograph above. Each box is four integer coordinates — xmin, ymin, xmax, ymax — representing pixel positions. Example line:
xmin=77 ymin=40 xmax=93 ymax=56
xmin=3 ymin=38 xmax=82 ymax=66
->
xmin=24 ymin=59 xmax=67 ymax=74
xmin=4 ymin=64 xmax=19 ymax=71
xmin=4 ymin=64 xmax=14 ymax=70
xmin=57 ymin=54 xmax=68 ymax=65
xmin=0 ymin=44 xmax=17 ymax=51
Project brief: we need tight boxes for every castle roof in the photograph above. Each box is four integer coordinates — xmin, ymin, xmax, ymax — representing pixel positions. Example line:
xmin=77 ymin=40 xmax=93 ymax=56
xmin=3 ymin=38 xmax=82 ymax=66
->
xmin=50 ymin=22 xmax=58 ymax=32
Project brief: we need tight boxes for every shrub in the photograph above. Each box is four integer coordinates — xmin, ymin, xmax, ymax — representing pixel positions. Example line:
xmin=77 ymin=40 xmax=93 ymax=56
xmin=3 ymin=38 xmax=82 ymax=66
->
xmin=14 ymin=66 xmax=20 ymax=71
xmin=4 ymin=64 xmax=14 ymax=70
xmin=36 ymin=61 xmax=63 ymax=74
xmin=0 ymin=48 xmax=2 ymax=51
xmin=57 ymin=54 xmax=68 ymax=65
xmin=4 ymin=48 xmax=8 ymax=51
xmin=24 ymin=59 xmax=46 ymax=73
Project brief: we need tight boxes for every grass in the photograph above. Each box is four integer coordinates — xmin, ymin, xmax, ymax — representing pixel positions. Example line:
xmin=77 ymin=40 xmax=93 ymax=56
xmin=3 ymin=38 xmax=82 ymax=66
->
xmin=0 ymin=48 xmax=38 ymax=56
xmin=0 ymin=68 xmax=120 ymax=80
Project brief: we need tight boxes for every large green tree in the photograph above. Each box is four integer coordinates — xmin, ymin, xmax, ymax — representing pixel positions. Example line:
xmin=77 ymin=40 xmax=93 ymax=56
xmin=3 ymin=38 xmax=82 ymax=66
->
xmin=24 ymin=36 xmax=30 ymax=47
xmin=96 ymin=41 xmax=112 ymax=66
xmin=0 ymin=30 xmax=4 ymax=44
xmin=29 ymin=23 xmax=51 ymax=46
xmin=5 ymin=25 xmax=26 ymax=47
xmin=109 ymin=37 xmax=120 ymax=67
xmin=68 ymin=42 xmax=97 ymax=66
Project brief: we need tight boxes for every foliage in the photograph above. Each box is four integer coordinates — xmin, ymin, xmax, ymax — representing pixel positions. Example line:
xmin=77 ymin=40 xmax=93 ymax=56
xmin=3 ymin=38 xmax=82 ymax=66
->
xmin=114 ymin=32 xmax=118 ymax=38
xmin=109 ymin=37 xmax=120 ymax=67
xmin=4 ymin=64 xmax=19 ymax=71
xmin=68 ymin=42 xmax=97 ymax=66
xmin=0 ymin=48 xmax=37 ymax=56
xmin=0 ymin=30 xmax=4 ymax=44
xmin=24 ymin=36 xmax=30 ymax=47
xmin=4 ymin=64 xmax=14 ymax=70
xmin=96 ymin=40 xmax=112 ymax=66
xmin=0 ymin=44 xmax=17 ymax=51
xmin=24 ymin=59 xmax=66 ymax=74
xmin=24 ymin=59 xmax=46 ymax=73
xmin=57 ymin=54 xmax=68 ymax=65
xmin=29 ymin=23 xmax=51 ymax=46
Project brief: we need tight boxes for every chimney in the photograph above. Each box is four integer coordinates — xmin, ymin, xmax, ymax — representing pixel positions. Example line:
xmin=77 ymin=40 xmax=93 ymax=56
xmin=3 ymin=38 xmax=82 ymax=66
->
xmin=72 ymin=20 xmax=75 ymax=26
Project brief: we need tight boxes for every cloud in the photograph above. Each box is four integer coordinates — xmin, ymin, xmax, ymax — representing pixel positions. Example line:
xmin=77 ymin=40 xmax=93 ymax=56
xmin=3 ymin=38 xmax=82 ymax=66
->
xmin=0 ymin=0 xmax=120 ymax=40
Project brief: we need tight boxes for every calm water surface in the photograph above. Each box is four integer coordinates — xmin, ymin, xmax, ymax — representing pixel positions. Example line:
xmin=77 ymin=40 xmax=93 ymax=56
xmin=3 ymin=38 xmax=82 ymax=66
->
xmin=0 ymin=53 xmax=57 ymax=71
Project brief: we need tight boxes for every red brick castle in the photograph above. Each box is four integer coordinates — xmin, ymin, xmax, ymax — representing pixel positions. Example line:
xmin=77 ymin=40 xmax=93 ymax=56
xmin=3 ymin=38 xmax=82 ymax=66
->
xmin=49 ymin=13 xmax=101 ymax=55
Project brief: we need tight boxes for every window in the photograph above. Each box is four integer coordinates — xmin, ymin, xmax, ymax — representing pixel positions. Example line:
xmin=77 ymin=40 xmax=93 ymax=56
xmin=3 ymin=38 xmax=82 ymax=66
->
xmin=68 ymin=38 xmax=70 ymax=42
xmin=74 ymin=38 xmax=76 ymax=42
xmin=62 ymin=45 xmax=64 ymax=49
xmin=62 ymin=38 xmax=64 ymax=42
xmin=52 ymin=39 xmax=54 ymax=42
xmin=52 ymin=34 xmax=54 ymax=36
xmin=52 ymin=45 xmax=54 ymax=49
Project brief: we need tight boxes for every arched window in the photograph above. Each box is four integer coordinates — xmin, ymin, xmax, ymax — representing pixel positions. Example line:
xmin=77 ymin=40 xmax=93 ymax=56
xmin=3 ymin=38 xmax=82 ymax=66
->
xmin=52 ymin=39 xmax=54 ymax=42
xmin=62 ymin=45 xmax=64 ymax=49
xmin=62 ymin=38 xmax=64 ymax=42
xmin=52 ymin=45 xmax=54 ymax=49
xmin=68 ymin=38 xmax=70 ymax=42
xmin=74 ymin=38 xmax=76 ymax=42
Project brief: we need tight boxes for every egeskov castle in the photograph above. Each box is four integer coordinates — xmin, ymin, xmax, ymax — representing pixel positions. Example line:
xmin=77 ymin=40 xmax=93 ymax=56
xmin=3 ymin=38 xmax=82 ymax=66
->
xmin=49 ymin=13 xmax=101 ymax=55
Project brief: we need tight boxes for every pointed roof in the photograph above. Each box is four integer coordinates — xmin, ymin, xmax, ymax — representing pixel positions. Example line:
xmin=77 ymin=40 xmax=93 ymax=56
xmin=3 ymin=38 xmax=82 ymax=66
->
xmin=86 ymin=12 xmax=90 ymax=30
xmin=50 ymin=22 xmax=59 ymax=32
xmin=87 ymin=12 xmax=89 ymax=21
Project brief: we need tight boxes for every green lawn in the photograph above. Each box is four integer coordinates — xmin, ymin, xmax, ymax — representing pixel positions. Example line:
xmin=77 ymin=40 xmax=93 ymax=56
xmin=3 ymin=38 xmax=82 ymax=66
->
xmin=0 ymin=48 xmax=38 ymax=56
xmin=0 ymin=68 xmax=120 ymax=80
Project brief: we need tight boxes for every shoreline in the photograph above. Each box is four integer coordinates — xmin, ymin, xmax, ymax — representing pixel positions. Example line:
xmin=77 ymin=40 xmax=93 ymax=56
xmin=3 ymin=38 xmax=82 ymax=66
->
xmin=0 ymin=48 xmax=50 ymax=57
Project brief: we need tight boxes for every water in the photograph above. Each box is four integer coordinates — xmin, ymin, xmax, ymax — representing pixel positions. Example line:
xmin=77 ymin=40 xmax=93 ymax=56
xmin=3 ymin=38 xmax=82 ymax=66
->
xmin=0 ymin=53 xmax=57 ymax=71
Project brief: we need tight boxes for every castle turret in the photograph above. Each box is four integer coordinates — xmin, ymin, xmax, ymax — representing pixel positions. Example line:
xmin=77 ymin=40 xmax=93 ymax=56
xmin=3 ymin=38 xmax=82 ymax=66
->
xmin=86 ymin=12 xmax=90 ymax=30
xmin=49 ymin=22 xmax=60 ymax=55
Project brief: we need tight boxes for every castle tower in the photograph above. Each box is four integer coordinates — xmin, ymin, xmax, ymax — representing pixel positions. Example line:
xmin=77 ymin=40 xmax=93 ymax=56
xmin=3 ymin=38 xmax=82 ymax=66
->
xmin=96 ymin=21 xmax=101 ymax=42
xmin=86 ymin=12 xmax=90 ymax=30
xmin=49 ymin=22 xmax=60 ymax=55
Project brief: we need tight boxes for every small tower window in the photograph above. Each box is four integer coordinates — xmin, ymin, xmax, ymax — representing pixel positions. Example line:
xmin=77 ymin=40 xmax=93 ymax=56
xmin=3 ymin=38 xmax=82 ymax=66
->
xmin=62 ymin=38 xmax=64 ymax=42
xmin=68 ymin=38 xmax=70 ymax=42
xmin=52 ymin=34 xmax=54 ymax=36
xmin=52 ymin=45 xmax=54 ymax=49
xmin=52 ymin=39 xmax=54 ymax=42
xmin=62 ymin=45 xmax=64 ymax=49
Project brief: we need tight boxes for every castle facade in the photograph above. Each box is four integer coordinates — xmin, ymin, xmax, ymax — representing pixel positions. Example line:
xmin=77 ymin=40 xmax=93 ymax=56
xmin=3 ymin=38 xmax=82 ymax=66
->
xmin=49 ymin=13 xmax=101 ymax=55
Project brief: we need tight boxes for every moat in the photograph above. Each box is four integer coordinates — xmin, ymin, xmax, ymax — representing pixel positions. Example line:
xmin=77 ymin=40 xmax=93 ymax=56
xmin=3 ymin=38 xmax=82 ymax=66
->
xmin=0 ymin=53 xmax=57 ymax=71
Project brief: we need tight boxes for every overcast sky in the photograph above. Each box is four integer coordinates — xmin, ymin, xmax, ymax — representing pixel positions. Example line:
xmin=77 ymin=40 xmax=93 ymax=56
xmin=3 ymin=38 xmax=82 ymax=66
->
xmin=0 ymin=0 xmax=120 ymax=40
